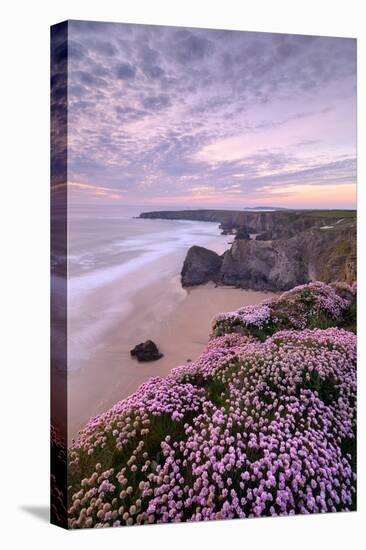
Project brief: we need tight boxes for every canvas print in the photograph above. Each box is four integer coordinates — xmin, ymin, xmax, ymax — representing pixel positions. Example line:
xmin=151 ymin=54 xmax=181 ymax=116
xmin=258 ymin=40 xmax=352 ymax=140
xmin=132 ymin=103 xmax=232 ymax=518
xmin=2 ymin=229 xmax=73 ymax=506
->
xmin=51 ymin=20 xmax=357 ymax=529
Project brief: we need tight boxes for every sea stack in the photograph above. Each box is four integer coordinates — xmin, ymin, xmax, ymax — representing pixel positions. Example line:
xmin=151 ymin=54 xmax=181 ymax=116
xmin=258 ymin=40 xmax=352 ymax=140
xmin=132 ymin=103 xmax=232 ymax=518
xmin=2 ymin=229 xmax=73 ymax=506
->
xmin=181 ymin=245 xmax=222 ymax=287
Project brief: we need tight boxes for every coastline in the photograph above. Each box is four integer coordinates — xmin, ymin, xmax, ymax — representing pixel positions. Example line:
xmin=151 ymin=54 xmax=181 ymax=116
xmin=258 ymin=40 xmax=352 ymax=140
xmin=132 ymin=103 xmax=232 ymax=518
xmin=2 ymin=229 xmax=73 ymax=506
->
xmin=67 ymin=280 xmax=274 ymax=441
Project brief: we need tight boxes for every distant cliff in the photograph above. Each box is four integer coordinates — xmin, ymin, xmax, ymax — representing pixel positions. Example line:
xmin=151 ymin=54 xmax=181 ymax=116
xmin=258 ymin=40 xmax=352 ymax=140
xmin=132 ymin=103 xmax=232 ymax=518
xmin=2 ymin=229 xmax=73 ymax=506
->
xmin=139 ymin=209 xmax=355 ymax=240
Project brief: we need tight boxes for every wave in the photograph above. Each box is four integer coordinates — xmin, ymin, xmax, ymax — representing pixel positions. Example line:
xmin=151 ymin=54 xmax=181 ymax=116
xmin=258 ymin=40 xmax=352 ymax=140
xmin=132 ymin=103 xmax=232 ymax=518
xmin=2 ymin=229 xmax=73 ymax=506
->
xmin=68 ymin=220 xmax=222 ymax=295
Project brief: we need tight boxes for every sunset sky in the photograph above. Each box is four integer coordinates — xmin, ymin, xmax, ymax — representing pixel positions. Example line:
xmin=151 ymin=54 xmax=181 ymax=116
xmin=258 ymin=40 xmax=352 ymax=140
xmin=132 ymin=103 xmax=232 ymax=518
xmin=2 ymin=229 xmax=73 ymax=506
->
xmin=65 ymin=20 xmax=356 ymax=209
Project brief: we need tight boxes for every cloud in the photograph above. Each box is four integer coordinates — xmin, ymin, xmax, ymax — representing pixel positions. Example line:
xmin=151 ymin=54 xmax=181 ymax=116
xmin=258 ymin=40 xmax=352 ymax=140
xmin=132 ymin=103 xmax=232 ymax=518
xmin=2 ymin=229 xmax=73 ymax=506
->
xmin=115 ymin=62 xmax=136 ymax=79
xmin=115 ymin=105 xmax=147 ymax=122
xmin=63 ymin=20 xmax=356 ymax=207
xmin=172 ymin=33 xmax=214 ymax=64
xmin=67 ymin=40 xmax=85 ymax=60
xmin=92 ymin=40 xmax=118 ymax=57
xmin=141 ymin=94 xmax=170 ymax=110
xmin=142 ymin=63 xmax=164 ymax=79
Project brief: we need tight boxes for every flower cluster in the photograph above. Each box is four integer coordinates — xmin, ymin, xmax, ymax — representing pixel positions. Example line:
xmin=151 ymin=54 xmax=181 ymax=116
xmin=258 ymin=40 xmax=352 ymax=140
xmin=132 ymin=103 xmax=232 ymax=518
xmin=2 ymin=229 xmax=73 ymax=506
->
xmin=215 ymin=304 xmax=271 ymax=329
xmin=205 ymin=333 xmax=255 ymax=352
xmin=212 ymin=281 xmax=355 ymax=337
xmin=280 ymin=282 xmax=352 ymax=320
xmin=68 ymin=323 xmax=356 ymax=528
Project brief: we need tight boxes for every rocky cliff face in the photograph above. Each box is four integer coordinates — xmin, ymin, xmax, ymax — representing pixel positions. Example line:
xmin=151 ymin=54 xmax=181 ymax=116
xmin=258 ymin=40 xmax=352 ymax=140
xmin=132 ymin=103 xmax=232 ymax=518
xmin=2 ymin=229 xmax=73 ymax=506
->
xmin=140 ymin=209 xmax=355 ymax=240
xmin=181 ymin=220 xmax=356 ymax=291
xmin=220 ymin=238 xmax=306 ymax=290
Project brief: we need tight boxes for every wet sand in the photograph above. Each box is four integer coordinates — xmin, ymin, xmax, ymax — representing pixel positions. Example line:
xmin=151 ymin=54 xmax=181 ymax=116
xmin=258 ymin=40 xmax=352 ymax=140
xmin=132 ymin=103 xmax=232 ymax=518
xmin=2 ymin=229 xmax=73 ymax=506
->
xmin=67 ymin=280 xmax=274 ymax=442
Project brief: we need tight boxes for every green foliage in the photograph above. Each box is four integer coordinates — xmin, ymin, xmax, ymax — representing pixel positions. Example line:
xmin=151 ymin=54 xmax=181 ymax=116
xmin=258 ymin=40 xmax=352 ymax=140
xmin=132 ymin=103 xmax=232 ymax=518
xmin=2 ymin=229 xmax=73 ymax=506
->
xmin=204 ymin=378 xmax=228 ymax=407
xmin=339 ymin=301 xmax=357 ymax=333
xmin=303 ymin=210 xmax=356 ymax=219
xmin=336 ymin=240 xmax=352 ymax=255
xmin=213 ymin=322 xmax=274 ymax=341
xmin=306 ymin=311 xmax=338 ymax=330
xmin=302 ymin=370 xmax=339 ymax=405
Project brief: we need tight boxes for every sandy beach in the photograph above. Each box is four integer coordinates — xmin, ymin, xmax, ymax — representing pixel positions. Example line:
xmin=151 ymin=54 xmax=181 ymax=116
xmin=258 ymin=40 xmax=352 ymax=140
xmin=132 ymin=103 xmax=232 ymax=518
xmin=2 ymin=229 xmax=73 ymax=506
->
xmin=68 ymin=280 xmax=274 ymax=441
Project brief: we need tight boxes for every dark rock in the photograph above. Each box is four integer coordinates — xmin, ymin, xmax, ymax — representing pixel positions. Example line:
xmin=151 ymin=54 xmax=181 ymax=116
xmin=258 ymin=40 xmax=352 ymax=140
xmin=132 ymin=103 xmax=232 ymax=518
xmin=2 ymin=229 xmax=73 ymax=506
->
xmin=181 ymin=245 xmax=222 ymax=287
xmin=130 ymin=340 xmax=163 ymax=362
xmin=256 ymin=231 xmax=273 ymax=241
xmin=220 ymin=222 xmax=235 ymax=235
xmin=234 ymin=227 xmax=250 ymax=240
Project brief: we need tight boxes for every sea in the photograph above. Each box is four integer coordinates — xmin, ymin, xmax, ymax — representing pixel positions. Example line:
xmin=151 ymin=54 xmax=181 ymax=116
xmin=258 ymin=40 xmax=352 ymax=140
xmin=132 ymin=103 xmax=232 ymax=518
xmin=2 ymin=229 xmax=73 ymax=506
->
xmin=65 ymin=204 xmax=229 ymax=371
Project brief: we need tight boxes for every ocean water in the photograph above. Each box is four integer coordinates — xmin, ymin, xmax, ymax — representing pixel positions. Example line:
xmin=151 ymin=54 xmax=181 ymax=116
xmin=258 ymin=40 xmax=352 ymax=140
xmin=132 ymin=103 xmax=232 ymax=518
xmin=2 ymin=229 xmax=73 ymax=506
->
xmin=68 ymin=204 xmax=224 ymax=279
xmin=66 ymin=204 xmax=228 ymax=371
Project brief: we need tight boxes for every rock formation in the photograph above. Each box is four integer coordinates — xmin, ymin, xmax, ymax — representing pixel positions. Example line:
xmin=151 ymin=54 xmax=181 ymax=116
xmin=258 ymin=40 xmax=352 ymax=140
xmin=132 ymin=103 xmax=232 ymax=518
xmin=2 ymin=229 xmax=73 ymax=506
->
xmin=234 ymin=227 xmax=250 ymax=240
xmin=140 ymin=209 xmax=356 ymax=291
xmin=181 ymin=245 xmax=222 ymax=286
xmin=181 ymin=220 xmax=356 ymax=291
xmin=130 ymin=340 xmax=163 ymax=362
xmin=139 ymin=208 xmax=355 ymax=240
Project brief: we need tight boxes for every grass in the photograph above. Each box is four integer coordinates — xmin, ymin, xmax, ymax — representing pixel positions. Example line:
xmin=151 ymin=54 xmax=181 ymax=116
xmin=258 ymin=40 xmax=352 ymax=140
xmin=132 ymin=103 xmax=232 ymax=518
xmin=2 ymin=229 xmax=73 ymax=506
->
xmin=302 ymin=210 xmax=356 ymax=219
xmin=306 ymin=311 xmax=338 ymax=330
xmin=336 ymin=240 xmax=353 ymax=255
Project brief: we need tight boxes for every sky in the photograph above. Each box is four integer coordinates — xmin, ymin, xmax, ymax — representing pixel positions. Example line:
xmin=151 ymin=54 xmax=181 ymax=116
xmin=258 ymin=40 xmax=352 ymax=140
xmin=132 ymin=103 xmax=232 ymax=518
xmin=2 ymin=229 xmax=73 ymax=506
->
xmin=63 ymin=20 xmax=356 ymax=209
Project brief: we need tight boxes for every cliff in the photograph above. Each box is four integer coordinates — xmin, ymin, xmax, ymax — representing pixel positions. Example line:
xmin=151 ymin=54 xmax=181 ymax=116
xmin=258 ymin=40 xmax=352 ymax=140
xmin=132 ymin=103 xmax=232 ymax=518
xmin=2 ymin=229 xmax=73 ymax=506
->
xmin=139 ymin=209 xmax=356 ymax=240
xmin=181 ymin=219 xmax=356 ymax=291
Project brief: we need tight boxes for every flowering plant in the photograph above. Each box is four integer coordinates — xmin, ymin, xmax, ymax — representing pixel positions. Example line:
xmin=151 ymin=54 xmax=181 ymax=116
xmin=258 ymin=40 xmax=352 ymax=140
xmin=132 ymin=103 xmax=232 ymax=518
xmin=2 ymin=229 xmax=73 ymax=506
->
xmin=212 ymin=281 xmax=355 ymax=338
xmin=68 ymin=287 xmax=356 ymax=527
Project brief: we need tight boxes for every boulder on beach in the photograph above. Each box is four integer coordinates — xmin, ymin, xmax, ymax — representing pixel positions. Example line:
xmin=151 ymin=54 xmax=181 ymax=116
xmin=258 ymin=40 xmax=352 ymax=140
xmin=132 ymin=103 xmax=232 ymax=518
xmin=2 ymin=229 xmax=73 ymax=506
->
xmin=130 ymin=340 xmax=163 ymax=362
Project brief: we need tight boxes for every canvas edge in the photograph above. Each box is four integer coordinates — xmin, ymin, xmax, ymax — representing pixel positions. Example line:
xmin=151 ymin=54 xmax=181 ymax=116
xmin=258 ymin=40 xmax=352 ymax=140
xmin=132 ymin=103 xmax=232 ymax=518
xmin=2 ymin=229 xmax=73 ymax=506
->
xmin=50 ymin=20 xmax=68 ymax=530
